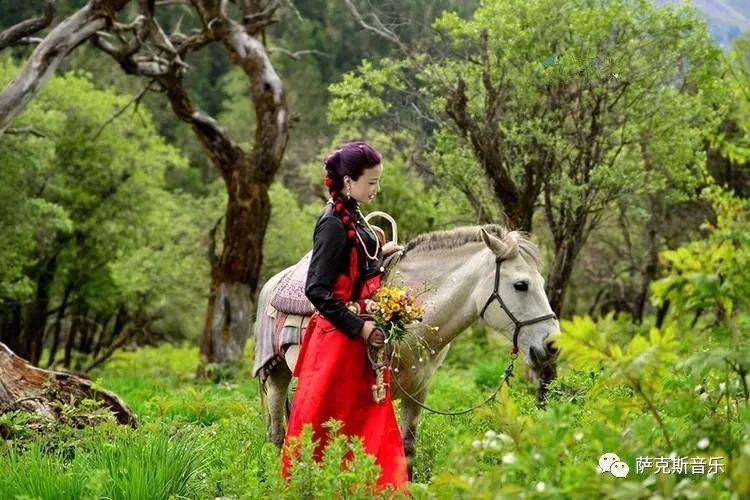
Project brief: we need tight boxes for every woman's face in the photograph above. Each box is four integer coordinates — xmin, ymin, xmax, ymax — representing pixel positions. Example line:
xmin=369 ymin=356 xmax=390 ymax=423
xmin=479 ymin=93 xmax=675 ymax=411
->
xmin=345 ymin=164 xmax=382 ymax=204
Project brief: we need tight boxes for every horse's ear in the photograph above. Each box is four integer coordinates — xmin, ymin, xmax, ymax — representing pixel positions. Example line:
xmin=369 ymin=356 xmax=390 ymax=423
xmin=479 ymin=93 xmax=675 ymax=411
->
xmin=480 ymin=227 xmax=508 ymax=256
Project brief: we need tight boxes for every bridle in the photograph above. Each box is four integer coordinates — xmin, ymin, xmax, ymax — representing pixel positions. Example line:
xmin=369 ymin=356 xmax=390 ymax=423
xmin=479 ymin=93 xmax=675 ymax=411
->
xmin=479 ymin=256 xmax=557 ymax=356
xmin=387 ymin=254 xmax=557 ymax=416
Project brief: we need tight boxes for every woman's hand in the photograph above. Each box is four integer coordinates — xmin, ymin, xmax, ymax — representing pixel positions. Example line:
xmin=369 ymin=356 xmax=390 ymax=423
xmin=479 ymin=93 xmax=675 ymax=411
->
xmin=360 ymin=320 xmax=385 ymax=347
xmin=382 ymin=241 xmax=404 ymax=256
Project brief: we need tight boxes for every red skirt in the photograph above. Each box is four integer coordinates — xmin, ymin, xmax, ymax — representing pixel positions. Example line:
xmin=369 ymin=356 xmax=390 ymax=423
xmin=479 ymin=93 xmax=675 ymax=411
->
xmin=281 ymin=313 xmax=408 ymax=490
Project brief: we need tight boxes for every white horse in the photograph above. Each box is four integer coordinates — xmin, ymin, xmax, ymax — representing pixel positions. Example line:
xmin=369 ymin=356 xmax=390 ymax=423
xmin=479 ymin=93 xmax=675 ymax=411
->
xmin=255 ymin=224 xmax=559 ymax=467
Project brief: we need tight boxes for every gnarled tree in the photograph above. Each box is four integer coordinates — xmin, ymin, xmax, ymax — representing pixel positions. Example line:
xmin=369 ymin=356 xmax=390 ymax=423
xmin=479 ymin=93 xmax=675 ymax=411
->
xmin=0 ymin=0 xmax=290 ymax=375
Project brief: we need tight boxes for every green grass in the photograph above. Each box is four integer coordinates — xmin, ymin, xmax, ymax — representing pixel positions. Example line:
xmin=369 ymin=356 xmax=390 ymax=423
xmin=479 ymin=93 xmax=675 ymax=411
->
xmin=0 ymin=324 xmax=747 ymax=498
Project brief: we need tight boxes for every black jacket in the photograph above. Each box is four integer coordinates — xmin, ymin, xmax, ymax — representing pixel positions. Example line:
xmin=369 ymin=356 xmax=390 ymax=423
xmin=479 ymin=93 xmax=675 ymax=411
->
xmin=305 ymin=201 xmax=382 ymax=338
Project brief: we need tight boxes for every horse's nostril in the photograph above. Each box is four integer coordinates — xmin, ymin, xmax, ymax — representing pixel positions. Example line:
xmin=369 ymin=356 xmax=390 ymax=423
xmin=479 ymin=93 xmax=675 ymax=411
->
xmin=545 ymin=341 xmax=559 ymax=357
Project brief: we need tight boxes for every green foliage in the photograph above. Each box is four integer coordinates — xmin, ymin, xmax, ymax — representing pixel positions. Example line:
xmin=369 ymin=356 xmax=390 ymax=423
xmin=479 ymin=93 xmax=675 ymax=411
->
xmin=0 ymin=427 xmax=212 ymax=500
xmin=710 ymin=32 xmax=750 ymax=168
xmin=284 ymin=421 xmax=386 ymax=499
xmin=0 ymin=58 xmax=218 ymax=346
xmin=652 ymin=187 xmax=750 ymax=323
xmin=330 ymin=0 xmax=724 ymax=220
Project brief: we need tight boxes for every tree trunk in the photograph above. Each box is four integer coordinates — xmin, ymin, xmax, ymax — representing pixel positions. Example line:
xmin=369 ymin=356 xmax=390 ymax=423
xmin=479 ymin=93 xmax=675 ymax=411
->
xmin=443 ymin=77 xmax=545 ymax=232
xmin=63 ymin=309 xmax=82 ymax=369
xmin=0 ymin=342 xmax=136 ymax=427
xmin=546 ymin=234 xmax=584 ymax=317
xmin=46 ymin=283 xmax=72 ymax=368
xmin=92 ymin=313 xmax=113 ymax=360
xmin=199 ymin=174 xmax=271 ymax=372
xmin=633 ymin=195 xmax=661 ymax=322
xmin=23 ymin=255 xmax=58 ymax=366
xmin=0 ymin=300 xmax=22 ymax=354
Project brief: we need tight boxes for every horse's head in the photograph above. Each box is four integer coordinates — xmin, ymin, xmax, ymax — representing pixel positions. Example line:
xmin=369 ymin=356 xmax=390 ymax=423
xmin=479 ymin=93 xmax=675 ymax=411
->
xmin=477 ymin=227 xmax=560 ymax=390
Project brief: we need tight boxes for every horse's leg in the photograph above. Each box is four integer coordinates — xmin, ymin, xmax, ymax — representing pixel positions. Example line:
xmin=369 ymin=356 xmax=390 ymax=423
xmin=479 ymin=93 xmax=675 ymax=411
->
xmin=399 ymin=390 xmax=427 ymax=481
xmin=265 ymin=362 xmax=292 ymax=448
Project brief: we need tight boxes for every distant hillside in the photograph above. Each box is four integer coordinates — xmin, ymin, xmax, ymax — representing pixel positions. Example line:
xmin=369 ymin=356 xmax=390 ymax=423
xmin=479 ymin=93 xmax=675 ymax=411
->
xmin=657 ymin=0 xmax=750 ymax=46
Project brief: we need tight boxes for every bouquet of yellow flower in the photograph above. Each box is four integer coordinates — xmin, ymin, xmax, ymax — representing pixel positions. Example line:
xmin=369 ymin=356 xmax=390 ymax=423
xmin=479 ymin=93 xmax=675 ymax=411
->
xmin=367 ymin=286 xmax=425 ymax=343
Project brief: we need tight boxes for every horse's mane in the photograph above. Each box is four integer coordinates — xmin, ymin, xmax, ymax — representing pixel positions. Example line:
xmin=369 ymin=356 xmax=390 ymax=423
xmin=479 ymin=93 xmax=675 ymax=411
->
xmin=400 ymin=224 xmax=540 ymax=266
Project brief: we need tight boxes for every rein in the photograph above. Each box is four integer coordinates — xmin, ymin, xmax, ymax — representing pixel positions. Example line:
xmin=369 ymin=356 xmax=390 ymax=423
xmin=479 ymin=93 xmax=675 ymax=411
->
xmin=389 ymin=352 xmax=517 ymax=416
xmin=383 ymin=256 xmax=556 ymax=416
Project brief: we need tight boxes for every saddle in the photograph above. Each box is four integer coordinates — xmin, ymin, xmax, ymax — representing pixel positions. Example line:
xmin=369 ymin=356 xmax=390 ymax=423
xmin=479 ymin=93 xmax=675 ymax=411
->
xmin=270 ymin=251 xmax=316 ymax=316
xmin=269 ymin=213 xmax=398 ymax=317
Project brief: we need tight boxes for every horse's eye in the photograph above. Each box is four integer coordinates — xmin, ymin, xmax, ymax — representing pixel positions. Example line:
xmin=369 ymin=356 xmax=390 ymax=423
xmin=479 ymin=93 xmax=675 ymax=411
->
xmin=513 ymin=281 xmax=528 ymax=292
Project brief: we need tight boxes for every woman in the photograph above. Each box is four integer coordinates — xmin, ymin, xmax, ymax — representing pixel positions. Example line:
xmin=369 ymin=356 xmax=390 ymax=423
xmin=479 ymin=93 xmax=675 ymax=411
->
xmin=281 ymin=141 xmax=408 ymax=490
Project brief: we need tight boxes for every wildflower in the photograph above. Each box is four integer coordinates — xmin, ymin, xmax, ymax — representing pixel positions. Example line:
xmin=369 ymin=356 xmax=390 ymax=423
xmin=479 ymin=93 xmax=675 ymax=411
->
xmin=498 ymin=433 xmax=514 ymax=445
xmin=697 ymin=438 xmax=710 ymax=450
xmin=535 ymin=482 xmax=546 ymax=492
xmin=370 ymin=284 xmax=426 ymax=343
xmin=501 ymin=452 xmax=517 ymax=464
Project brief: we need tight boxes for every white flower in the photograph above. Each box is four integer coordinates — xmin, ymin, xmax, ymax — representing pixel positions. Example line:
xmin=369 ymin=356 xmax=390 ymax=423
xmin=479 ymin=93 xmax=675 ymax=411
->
xmin=533 ymin=453 xmax=541 ymax=460
xmin=472 ymin=440 xmax=482 ymax=449
xmin=573 ymin=432 xmax=583 ymax=441
xmin=484 ymin=430 xmax=497 ymax=440
xmin=719 ymin=383 xmax=726 ymax=393
xmin=697 ymin=437 xmax=710 ymax=450
xmin=502 ymin=452 xmax=517 ymax=464
xmin=488 ymin=440 xmax=501 ymax=450
xmin=699 ymin=392 xmax=710 ymax=402
xmin=498 ymin=433 xmax=514 ymax=445
xmin=535 ymin=482 xmax=546 ymax=492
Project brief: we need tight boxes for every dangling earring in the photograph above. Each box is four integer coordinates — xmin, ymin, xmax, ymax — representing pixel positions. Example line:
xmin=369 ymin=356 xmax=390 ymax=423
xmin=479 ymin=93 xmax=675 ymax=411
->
xmin=345 ymin=185 xmax=351 ymax=200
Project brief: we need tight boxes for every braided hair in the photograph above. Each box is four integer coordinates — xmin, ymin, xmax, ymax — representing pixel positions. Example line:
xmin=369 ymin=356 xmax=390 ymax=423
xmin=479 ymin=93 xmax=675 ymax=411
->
xmin=323 ymin=141 xmax=383 ymax=244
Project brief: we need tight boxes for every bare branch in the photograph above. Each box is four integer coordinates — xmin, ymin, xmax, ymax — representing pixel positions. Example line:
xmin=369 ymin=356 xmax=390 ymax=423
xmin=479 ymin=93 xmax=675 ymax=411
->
xmin=0 ymin=0 xmax=56 ymax=52
xmin=0 ymin=1 xmax=131 ymax=134
xmin=92 ymin=32 xmax=170 ymax=76
xmin=4 ymin=126 xmax=46 ymax=137
xmin=12 ymin=37 xmax=45 ymax=46
xmin=242 ymin=0 xmax=280 ymax=34
xmin=343 ymin=0 xmax=409 ymax=56
xmin=242 ymin=0 xmax=279 ymax=22
xmin=92 ymin=82 xmax=155 ymax=141
xmin=222 ymin=21 xmax=288 ymax=170
xmin=172 ymin=29 xmax=215 ymax=55
xmin=268 ymin=47 xmax=329 ymax=60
